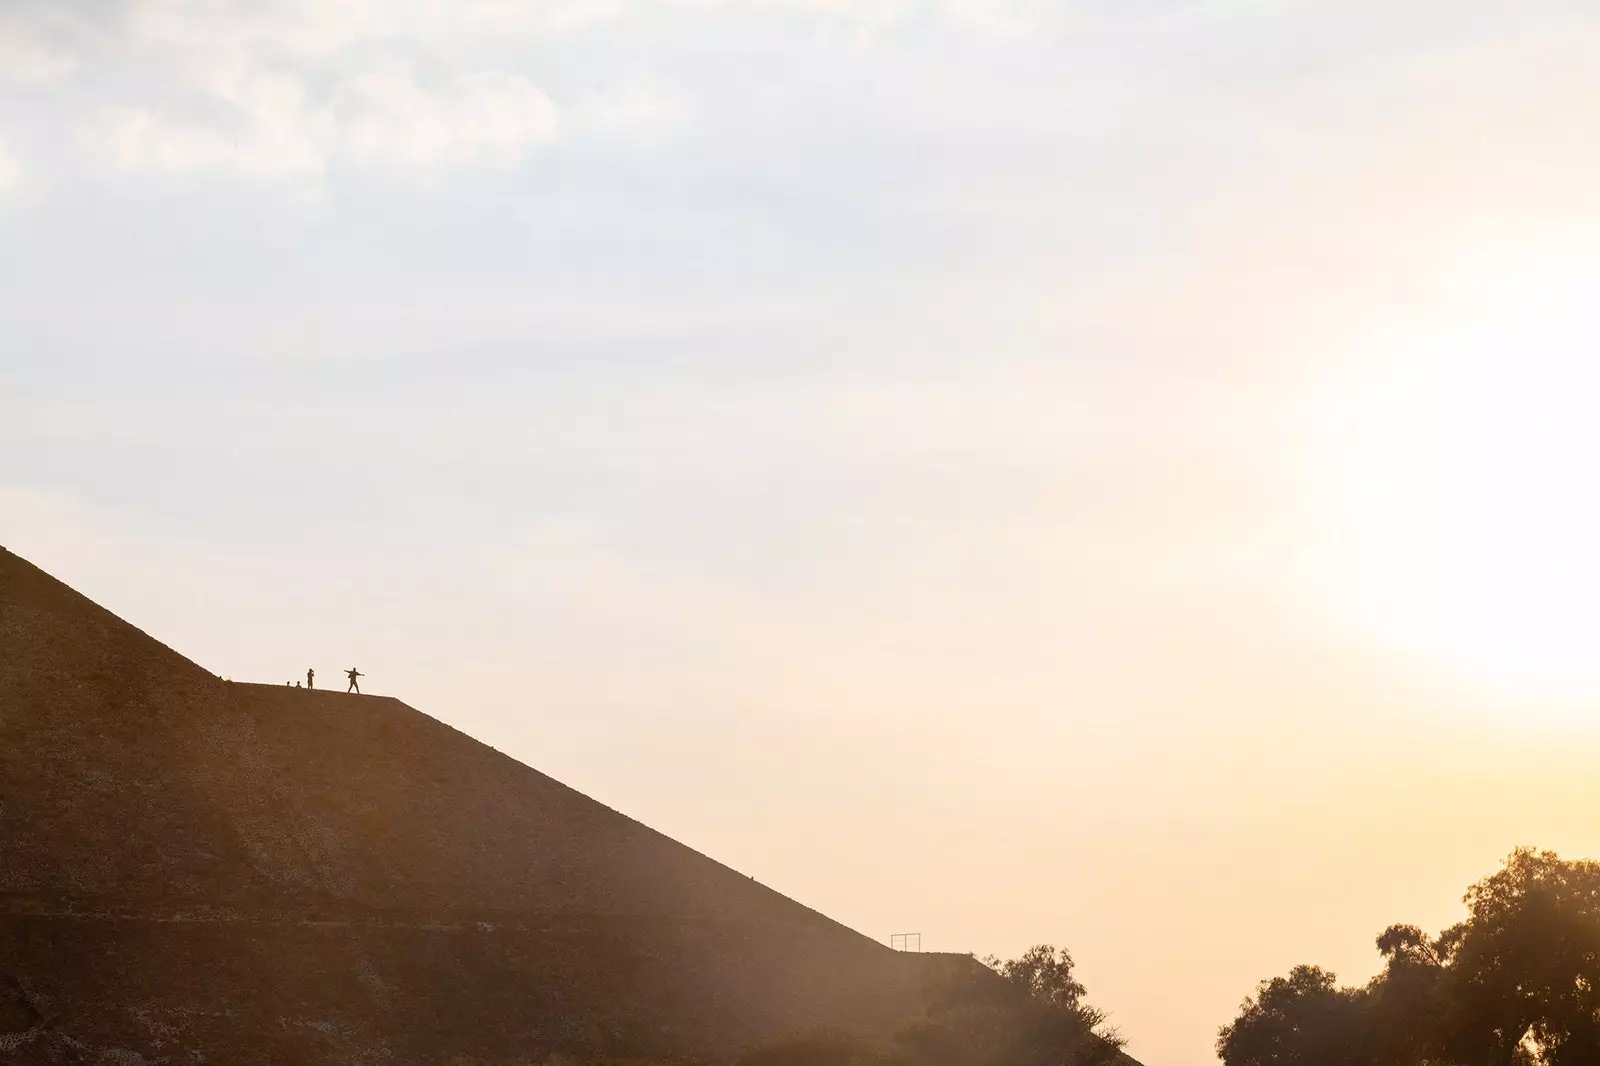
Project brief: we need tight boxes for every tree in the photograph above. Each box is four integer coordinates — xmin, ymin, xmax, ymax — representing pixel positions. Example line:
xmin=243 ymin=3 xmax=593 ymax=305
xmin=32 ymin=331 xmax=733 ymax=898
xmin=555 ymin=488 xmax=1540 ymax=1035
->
xmin=1366 ymin=924 xmax=1450 ymax=1066
xmin=986 ymin=946 xmax=1089 ymax=1012
xmin=1217 ymin=849 xmax=1600 ymax=1066
xmin=984 ymin=945 xmax=1119 ymax=1046
xmin=741 ymin=943 xmax=1123 ymax=1066
xmin=1216 ymin=965 xmax=1369 ymax=1066
xmin=896 ymin=945 xmax=1125 ymax=1066
xmin=1441 ymin=849 xmax=1600 ymax=1066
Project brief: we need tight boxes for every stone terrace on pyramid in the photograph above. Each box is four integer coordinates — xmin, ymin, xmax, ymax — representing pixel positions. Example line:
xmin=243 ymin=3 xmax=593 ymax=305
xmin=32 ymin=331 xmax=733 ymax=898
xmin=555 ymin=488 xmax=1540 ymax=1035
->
xmin=0 ymin=545 xmax=970 ymax=1065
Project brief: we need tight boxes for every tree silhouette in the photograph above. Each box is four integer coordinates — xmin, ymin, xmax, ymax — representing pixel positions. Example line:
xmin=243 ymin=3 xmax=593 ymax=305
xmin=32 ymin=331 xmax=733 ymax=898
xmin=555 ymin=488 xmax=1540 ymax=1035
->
xmin=1218 ymin=849 xmax=1600 ymax=1066
xmin=898 ymin=945 xmax=1125 ymax=1066
xmin=1216 ymin=965 xmax=1367 ymax=1066
xmin=739 ymin=944 xmax=1124 ymax=1066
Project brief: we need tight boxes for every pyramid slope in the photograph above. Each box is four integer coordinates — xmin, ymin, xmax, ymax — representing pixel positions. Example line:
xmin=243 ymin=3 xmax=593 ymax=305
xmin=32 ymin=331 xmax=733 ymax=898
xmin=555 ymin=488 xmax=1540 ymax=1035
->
xmin=1 ymin=544 xmax=849 ymax=924
xmin=0 ymin=545 xmax=960 ymax=1063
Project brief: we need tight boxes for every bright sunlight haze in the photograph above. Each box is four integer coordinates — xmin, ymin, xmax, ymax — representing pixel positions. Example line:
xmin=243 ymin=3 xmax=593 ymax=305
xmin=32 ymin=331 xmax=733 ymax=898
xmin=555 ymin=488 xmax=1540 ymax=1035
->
xmin=5 ymin=3 xmax=1600 ymax=1065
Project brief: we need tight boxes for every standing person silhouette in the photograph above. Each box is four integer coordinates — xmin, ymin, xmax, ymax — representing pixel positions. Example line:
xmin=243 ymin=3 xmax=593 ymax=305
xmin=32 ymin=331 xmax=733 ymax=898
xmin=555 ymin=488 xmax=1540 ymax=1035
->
xmin=346 ymin=668 xmax=362 ymax=694
xmin=306 ymin=667 xmax=314 ymax=689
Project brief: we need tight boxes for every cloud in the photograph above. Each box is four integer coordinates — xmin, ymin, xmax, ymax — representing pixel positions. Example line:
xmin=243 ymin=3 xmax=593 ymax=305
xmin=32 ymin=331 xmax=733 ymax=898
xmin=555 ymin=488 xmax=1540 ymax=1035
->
xmin=660 ymin=0 xmax=1032 ymax=38
xmin=11 ymin=1 xmax=570 ymax=178
xmin=768 ymin=0 xmax=912 ymax=28
xmin=0 ymin=11 xmax=78 ymax=82
xmin=942 ymin=0 xmax=1036 ymax=36
xmin=0 ymin=138 xmax=21 ymax=192
xmin=337 ymin=61 xmax=561 ymax=168
xmin=90 ymin=55 xmax=326 ymax=176
xmin=88 ymin=59 xmax=560 ymax=176
xmin=584 ymin=86 xmax=681 ymax=133
xmin=464 ymin=0 xmax=626 ymax=33
xmin=11 ymin=0 xmax=1040 ymax=184
xmin=121 ymin=0 xmax=623 ymax=55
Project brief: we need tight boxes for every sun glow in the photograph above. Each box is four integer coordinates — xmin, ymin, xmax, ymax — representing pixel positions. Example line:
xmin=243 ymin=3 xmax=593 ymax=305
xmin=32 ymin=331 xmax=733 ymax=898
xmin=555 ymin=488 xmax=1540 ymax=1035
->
xmin=1317 ymin=250 xmax=1600 ymax=702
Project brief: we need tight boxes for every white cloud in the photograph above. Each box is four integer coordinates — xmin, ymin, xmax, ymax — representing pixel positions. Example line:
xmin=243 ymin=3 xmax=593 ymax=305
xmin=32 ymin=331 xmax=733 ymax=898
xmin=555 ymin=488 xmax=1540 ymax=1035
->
xmin=0 ymin=138 xmax=21 ymax=192
xmin=585 ymin=86 xmax=681 ymax=133
xmin=464 ymin=0 xmax=626 ymax=33
xmin=333 ymin=61 xmax=560 ymax=168
xmin=942 ymin=0 xmax=1036 ymax=36
xmin=660 ymin=0 xmax=1005 ymax=37
xmin=0 ymin=12 xmax=77 ymax=82
xmin=1 ymin=1 xmax=574 ymax=178
xmin=768 ymin=0 xmax=911 ymax=25
xmin=88 ymin=57 xmax=559 ymax=176
xmin=44 ymin=1 xmax=567 ymax=177
xmin=93 ymin=105 xmax=324 ymax=178
xmin=122 ymin=0 xmax=623 ymax=55
xmin=8 ymin=0 xmax=1032 ymax=183
xmin=91 ymin=53 xmax=326 ymax=176
xmin=733 ymin=0 xmax=916 ymax=39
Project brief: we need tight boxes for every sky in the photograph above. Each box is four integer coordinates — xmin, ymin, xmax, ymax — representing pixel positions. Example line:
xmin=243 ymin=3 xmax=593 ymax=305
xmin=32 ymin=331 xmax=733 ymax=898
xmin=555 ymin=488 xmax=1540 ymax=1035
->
xmin=6 ymin=1 xmax=1600 ymax=1063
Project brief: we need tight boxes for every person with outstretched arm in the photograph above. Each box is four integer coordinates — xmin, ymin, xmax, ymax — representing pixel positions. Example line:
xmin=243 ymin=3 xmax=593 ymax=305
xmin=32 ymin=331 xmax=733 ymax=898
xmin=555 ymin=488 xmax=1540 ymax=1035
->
xmin=346 ymin=667 xmax=362 ymax=694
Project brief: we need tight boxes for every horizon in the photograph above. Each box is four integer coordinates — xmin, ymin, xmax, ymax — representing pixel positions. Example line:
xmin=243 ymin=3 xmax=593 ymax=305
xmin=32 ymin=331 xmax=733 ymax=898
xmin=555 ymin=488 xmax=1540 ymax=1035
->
xmin=7 ymin=3 xmax=1600 ymax=1064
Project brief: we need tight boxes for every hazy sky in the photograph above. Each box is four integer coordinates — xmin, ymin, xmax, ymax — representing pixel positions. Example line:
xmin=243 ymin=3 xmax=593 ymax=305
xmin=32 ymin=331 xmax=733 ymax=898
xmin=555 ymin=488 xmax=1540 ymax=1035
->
xmin=7 ymin=2 xmax=1600 ymax=1063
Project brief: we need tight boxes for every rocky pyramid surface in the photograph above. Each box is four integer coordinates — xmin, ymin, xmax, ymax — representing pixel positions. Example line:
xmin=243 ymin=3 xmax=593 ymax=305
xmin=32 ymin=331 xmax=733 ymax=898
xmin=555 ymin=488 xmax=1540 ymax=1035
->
xmin=0 ymin=545 xmax=958 ymax=1065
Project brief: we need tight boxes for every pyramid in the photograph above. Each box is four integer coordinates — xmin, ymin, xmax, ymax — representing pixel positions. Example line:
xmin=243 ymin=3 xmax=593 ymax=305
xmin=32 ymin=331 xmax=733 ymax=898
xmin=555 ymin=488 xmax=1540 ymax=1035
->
xmin=0 ymin=545 xmax=963 ymax=1065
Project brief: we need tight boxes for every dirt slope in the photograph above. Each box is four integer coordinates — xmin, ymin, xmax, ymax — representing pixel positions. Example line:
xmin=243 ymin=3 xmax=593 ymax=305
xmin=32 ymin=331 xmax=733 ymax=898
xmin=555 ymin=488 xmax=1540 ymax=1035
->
xmin=0 ymin=545 xmax=968 ymax=1065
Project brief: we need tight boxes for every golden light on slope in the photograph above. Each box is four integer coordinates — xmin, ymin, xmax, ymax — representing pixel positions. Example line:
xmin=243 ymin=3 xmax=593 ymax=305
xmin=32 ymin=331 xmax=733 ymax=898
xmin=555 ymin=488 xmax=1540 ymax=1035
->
xmin=1316 ymin=252 xmax=1600 ymax=703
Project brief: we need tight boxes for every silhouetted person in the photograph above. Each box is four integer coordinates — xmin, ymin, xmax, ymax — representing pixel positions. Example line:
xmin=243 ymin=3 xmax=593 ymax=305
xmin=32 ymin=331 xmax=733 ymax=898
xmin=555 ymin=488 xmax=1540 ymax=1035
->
xmin=307 ymin=667 xmax=315 ymax=689
xmin=346 ymin=668 xmax=362 ymax=694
